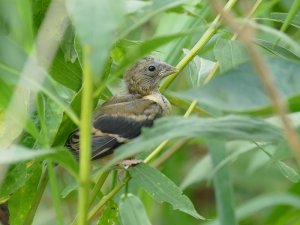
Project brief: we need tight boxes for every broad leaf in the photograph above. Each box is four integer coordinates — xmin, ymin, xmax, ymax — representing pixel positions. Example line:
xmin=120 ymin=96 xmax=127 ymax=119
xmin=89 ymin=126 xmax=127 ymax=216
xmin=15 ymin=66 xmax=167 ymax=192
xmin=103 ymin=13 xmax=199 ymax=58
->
xmin=0 ymin=162 xmax=41 ymax=203
xmin=101 ymin=115 xmax=282 ymax=170
xmin=0 ymin=146 xmax=52 ymax=164
xmin=66 ymin=0 xmax=124 ymax=82
xmin=213 ymin=38 xmax=248 ymax=73
xmin=179 ymin=57 xmax=300 ymax=113
xmin=128 ymin=163 xmax=204 ymax=220
xmin=8 ymin=163 xmax=42 ymax=225
xmin=119 ymin=193 xmax=152 ymax=225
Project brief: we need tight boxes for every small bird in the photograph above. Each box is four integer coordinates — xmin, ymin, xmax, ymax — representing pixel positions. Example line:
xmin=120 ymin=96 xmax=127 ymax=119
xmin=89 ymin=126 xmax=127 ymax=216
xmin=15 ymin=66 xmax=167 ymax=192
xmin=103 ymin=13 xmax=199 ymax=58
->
xmin=65 ymin=56 xmax=177 ymax=160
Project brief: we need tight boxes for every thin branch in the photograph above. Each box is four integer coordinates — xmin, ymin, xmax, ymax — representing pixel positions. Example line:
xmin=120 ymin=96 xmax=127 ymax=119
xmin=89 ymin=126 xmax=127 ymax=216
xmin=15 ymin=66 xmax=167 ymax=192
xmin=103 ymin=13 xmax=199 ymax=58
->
xmin=160 ymin=0 xmax=239 ymax=91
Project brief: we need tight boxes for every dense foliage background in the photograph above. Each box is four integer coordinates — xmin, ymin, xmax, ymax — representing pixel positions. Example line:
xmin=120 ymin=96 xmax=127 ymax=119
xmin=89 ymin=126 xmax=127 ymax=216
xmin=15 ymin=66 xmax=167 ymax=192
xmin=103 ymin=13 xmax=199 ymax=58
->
xmin=1 ymin=0 xmax=300 ymax=224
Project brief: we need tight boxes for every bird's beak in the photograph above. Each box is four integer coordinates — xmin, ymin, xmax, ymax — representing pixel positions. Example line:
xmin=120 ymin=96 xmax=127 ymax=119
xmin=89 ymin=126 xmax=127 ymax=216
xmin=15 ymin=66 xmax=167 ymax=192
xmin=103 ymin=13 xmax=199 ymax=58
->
xmin=160 ymin=65 xmax=178 ymax=78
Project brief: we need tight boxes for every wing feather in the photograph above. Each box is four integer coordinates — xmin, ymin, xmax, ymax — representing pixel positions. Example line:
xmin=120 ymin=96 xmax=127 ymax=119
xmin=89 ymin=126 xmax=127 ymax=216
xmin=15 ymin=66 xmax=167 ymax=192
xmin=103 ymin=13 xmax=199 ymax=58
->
xmin=65 ymin=97 xmax=163 ymax=159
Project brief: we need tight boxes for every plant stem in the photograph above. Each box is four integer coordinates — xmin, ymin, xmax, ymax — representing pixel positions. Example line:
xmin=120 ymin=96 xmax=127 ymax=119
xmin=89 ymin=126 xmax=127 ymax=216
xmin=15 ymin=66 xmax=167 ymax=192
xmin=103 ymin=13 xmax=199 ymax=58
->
xmin=87 ymin=176 xmax=131 ymax=222
xmin=89 ymin=171 xmax=110 ymax=207
xmin=48 ymin=161 xmax=64 ymax=225
xmin=160 ymin=0 xmax=238 ymax=91
xmin=274 ymin=0 xmax=300 ymax=45
xmin=77 ymin=47 xmax=93 ymax=225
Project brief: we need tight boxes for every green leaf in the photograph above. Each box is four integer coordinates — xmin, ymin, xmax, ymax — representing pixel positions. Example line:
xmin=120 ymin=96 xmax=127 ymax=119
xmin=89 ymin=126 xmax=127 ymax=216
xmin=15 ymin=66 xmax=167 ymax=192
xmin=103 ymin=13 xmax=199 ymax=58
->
xmin=209 ymin=140 xmax=237 ymax=225
xmin=0 ymin=146 xmax=52 ymax=164
xmin=0 ymin=162 xmax=41 ymax=203
xmin=50 ymin=48 xmax=82 ymax=91
xmin=47 ymin=148 xmax=79 ymax=178
xmin=236 ymin=194 xmax=300 ymax=221
xmin=119 ymin=193 xmax=152 ymax=225
xmin=0 ymin=0 xmax=34 ymax=51
xmin=66 ymin=0 xmax=124 ymax=82
xmin=180 ymin=156 xmax=212 ymax=190
xmin=128 ymin=163 xmax=205 ymax=220
xmin=8 ymin=163 xmax=42 ymax=225
xmin=113 ymin=31 xmax=197 ymax=79
xmin=206 ymin=194 xmax=300 ymax=225
xmin=120 ymin=0 xmax=186 ymax=37
xmin=270 ymin=12 xmax=300 ymax=28
xmin=276 ymin=161 xmax=300 ymax=183
xmin=178 ymin=57 xmax=300 ymax=113
xmin=213 ymin=38 xmax=248 ymax=73
xmin=97 ymin=200 xmax=119 ymax=225
xmin=51 ymin=89 xmax=82 ymax=147
xmin=183 ymin=49 xmax=216 ymax=87
xmin=256 ymin=39 xmax=300 ymax=62
xmin=100 ymin=115 xmax=282 ymax=170
xmin=0 ymin=145 xmax=78 ymax=178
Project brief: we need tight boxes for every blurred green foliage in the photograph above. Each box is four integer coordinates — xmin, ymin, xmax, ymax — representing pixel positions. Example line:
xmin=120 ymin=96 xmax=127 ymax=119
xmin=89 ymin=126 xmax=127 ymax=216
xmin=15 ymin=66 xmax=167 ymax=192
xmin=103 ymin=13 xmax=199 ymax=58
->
xmin=0 ymin=0 xmax=300 ymax=225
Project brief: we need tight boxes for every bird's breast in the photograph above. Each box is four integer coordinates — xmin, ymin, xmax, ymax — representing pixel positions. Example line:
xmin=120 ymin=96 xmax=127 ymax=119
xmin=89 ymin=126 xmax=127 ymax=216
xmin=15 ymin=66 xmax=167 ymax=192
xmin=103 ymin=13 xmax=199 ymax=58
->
xmin=142 ymin=92 xmax=171 ymax=115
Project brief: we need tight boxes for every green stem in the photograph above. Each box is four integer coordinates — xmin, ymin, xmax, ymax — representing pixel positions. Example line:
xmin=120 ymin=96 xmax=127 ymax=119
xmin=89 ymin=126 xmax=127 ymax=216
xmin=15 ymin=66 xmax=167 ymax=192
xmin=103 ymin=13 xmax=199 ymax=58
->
xmin=160 ymin=0 xmax=238 ymax=91
xmin=48 ymin=161 xmax=64 ymax=225
xmin=274 ymin=0 xmax=300 ymax=46
xmin=77 ymin=47 xmax=93 ymax=225
xmin=87 ymin=176 xmax=131 ymax=222
xmin=89 ymin=171 xmax=110 ymax=207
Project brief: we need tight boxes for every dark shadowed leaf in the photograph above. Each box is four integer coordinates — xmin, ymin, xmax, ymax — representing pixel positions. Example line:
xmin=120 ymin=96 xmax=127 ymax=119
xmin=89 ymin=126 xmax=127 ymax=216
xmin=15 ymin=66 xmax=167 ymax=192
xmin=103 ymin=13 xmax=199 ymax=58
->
xmin=128 ymin=163 xmax=204 ymax=220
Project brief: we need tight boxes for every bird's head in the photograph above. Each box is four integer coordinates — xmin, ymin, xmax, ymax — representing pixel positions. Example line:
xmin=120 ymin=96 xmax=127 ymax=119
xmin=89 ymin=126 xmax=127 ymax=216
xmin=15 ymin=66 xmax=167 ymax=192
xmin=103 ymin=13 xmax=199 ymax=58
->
xmin=124 ymin=56 xmax=178 ymax=96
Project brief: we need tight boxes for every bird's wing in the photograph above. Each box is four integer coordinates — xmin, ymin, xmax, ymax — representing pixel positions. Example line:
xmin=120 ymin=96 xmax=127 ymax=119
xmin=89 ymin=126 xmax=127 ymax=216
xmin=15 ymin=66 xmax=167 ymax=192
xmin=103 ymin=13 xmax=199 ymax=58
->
xmin=66 ymin=98 xmax=163 ymax=159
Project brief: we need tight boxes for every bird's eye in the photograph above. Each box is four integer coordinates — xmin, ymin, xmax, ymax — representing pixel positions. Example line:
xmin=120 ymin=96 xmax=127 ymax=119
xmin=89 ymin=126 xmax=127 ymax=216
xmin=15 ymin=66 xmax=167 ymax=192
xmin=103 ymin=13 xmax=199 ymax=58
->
xmin=148 ymin=66 xmax=156 ymax=71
